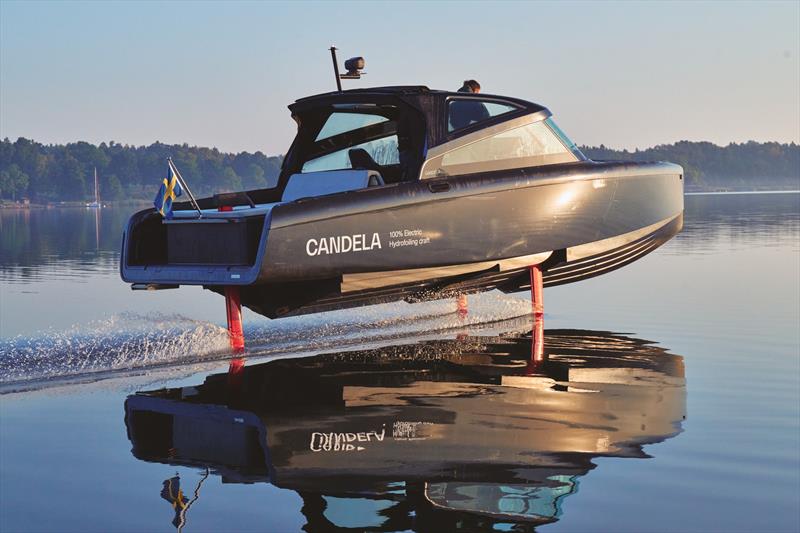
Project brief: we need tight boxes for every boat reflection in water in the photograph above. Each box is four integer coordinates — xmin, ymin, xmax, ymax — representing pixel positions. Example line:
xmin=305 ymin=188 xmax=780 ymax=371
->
xmin=125 ymin=326 xmax=686 ymax=531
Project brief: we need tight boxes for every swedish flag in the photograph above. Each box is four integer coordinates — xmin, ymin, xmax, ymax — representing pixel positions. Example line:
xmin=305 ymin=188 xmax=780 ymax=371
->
xmin=154 ymin=165 xmax=183 ymax=219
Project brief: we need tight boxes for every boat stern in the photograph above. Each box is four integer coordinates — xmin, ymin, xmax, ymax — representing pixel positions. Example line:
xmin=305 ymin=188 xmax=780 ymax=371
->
xmin=120 ymin=207 xmax=271 ymax=288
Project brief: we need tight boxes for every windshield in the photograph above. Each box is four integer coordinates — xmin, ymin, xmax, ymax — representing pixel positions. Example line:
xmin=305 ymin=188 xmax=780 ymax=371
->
xmin=544 ymin=118 xmax=586 ymax=160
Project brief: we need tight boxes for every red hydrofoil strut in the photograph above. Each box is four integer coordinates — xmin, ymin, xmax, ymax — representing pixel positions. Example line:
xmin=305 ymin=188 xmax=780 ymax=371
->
xmin=224 ymin=286 xmax=245 ymax=352
xmin=528 ymin=264 xmax=545 ymax=372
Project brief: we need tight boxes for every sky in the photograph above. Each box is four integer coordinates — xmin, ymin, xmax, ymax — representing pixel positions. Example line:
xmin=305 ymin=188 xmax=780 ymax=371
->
xmin=1 ymin=0 xmax=798 ymax=154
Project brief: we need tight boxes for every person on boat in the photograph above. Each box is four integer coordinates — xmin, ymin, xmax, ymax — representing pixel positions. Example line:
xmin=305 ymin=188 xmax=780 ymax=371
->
xmin=450 ymin=79 xmax=489 ymax=130
xmin=459 ymin=79 xmax=481 ymax=93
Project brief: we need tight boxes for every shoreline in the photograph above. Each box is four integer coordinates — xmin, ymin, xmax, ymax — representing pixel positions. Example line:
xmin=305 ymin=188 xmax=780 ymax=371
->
xmin=3 ymin=188 xmax=800 ymax=210
xmin=685 ymin=190 xmax=800 ymax=196
xmin=0 ymin=200 xmax=151 ymax=210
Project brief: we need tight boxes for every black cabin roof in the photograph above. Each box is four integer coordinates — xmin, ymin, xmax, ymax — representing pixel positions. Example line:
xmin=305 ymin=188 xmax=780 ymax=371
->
xmin=288 ymin=86 xmax=549 ymax=149
xmin=291 ymin=85 xmax=544 ymax=114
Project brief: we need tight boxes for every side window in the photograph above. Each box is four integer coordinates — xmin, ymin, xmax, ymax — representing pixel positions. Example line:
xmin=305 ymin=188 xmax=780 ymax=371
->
xmin=316 ymin=113 xmax=388 ymax=141
xmin=431 ymin=120 xmax=577 ymax=177
xmin=302 ymin=135 xmax=400 ymax=173
xmin=448 ymin=99 xmax=518 ymax=132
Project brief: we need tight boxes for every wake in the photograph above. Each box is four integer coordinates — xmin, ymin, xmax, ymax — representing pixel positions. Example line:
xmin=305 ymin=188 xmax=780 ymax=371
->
xmin=0 ymin=292 xmax=532 ymax=392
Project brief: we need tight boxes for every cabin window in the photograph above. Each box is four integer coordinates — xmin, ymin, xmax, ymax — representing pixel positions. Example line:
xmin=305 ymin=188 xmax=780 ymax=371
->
xmin=315 ymin=112 xmax=389 ymax=141
xmin=302 ymin=135 xmax=400 ymax=173
xmin=425 ymin=119 xmax=580 ymax=178
xmin=290 ymin=101 xmax=424 ymax=185
xmin=448 ymin=99 xmax=518 ymax=132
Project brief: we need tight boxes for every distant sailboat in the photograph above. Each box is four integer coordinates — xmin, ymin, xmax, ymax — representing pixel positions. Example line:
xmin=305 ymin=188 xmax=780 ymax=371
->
xmin=86 ymin=167 xmax=101 ymax=208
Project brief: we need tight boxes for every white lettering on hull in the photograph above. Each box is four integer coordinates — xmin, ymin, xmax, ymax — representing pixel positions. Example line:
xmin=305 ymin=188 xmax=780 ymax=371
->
xmin=307 ymin=421 xmax=435 ymax=453
xmin=306 ymin=233 xmax=382 ymax=257
xmin=309 ymin=426 xmax=386 ymax=452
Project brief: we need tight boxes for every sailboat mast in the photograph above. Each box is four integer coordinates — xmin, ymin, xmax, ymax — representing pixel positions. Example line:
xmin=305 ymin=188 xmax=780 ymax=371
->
xmin=94 ymin=167 xmax=99 ymax=204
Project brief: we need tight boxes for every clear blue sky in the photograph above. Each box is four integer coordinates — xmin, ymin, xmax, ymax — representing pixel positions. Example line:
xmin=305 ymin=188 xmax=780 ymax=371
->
xmin=1 ymin=0 xmax=798 ymax=154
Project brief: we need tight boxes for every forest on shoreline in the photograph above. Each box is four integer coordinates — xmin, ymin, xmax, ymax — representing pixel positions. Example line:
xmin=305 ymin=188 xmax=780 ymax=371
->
xmin=582 ymin=141 xmax=799 ymax=191
xmin=0 ymin=138 xmax=282 ymax=204
xmin=0 ymin=137 xmax=797 ymax=203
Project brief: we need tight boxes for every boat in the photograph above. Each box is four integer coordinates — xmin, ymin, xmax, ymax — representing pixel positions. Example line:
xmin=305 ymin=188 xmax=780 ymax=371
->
xmin=120 ymin=79 xmax=683 ymax=338
xmin=124 ymin=328 xmax=686 ymax=529
xmin=85 ymin=167 xmax=101 ymax=208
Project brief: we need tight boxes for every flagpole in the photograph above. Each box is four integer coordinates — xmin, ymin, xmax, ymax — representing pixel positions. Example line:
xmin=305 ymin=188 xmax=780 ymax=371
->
xmin=167 ymin=158 xmax=203 ymax=218
xmin=176 ymin=467 xmax=210 ymax=533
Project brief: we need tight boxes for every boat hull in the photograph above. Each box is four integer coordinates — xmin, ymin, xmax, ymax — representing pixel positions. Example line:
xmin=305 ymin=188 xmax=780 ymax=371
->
xmin=121 ymin=160 xmax=683 ymax=318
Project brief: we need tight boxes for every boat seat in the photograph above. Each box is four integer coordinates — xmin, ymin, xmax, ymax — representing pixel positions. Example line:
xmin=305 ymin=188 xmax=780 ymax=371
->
xmin=348 ymin=149 xmax=383 ymax=173
xmin=281 ymin=169 xmax=384 ymax=202
xmin=169 ymin=169 xmax=383 ymax=220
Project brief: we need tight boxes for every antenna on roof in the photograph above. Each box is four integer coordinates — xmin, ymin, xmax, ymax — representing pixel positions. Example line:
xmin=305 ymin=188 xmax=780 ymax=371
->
xmin=329 ymin=46 xmax=365 ymax=92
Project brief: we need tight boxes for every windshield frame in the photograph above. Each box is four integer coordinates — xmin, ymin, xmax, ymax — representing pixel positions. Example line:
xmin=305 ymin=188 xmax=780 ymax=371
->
xmin=544 ymin=117 xmax=586 ymax=160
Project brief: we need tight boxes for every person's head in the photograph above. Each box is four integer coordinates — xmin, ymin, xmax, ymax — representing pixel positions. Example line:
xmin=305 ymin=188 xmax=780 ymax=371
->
xmin=458 ymin=79 xmax=481 ymax=93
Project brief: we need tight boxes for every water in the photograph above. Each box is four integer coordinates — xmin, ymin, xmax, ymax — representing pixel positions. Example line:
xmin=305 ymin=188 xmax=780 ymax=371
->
xmin=0 ymin=193 xmax=798 ymax=532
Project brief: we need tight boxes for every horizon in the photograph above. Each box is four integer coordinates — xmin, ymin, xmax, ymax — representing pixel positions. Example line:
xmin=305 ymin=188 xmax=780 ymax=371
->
xmin=3 ymin=134 xmax=799 ymax=157
xmin=1 ymin=1 xmax=799 ymax=154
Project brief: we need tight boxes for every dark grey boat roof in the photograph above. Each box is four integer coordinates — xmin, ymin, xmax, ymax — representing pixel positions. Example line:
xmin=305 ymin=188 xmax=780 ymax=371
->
xmin=289 ymin=85 xmax=548 ymax=148
xmin=291 ymin=85 xmax=546 ymax=114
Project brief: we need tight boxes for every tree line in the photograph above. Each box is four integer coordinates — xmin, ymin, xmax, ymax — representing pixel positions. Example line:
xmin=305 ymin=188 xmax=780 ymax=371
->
xmin=0 ymin=138 xmax=282 ymax=202
xmin=0 ymin=137 xmax=798 ymax=202
xmin=581 ymin=141 xmax=799 ymax=190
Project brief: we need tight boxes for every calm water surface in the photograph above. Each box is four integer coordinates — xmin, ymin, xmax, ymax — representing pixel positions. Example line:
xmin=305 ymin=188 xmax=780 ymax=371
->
xmin=0 ymin=193 xmax=798 ymax=532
